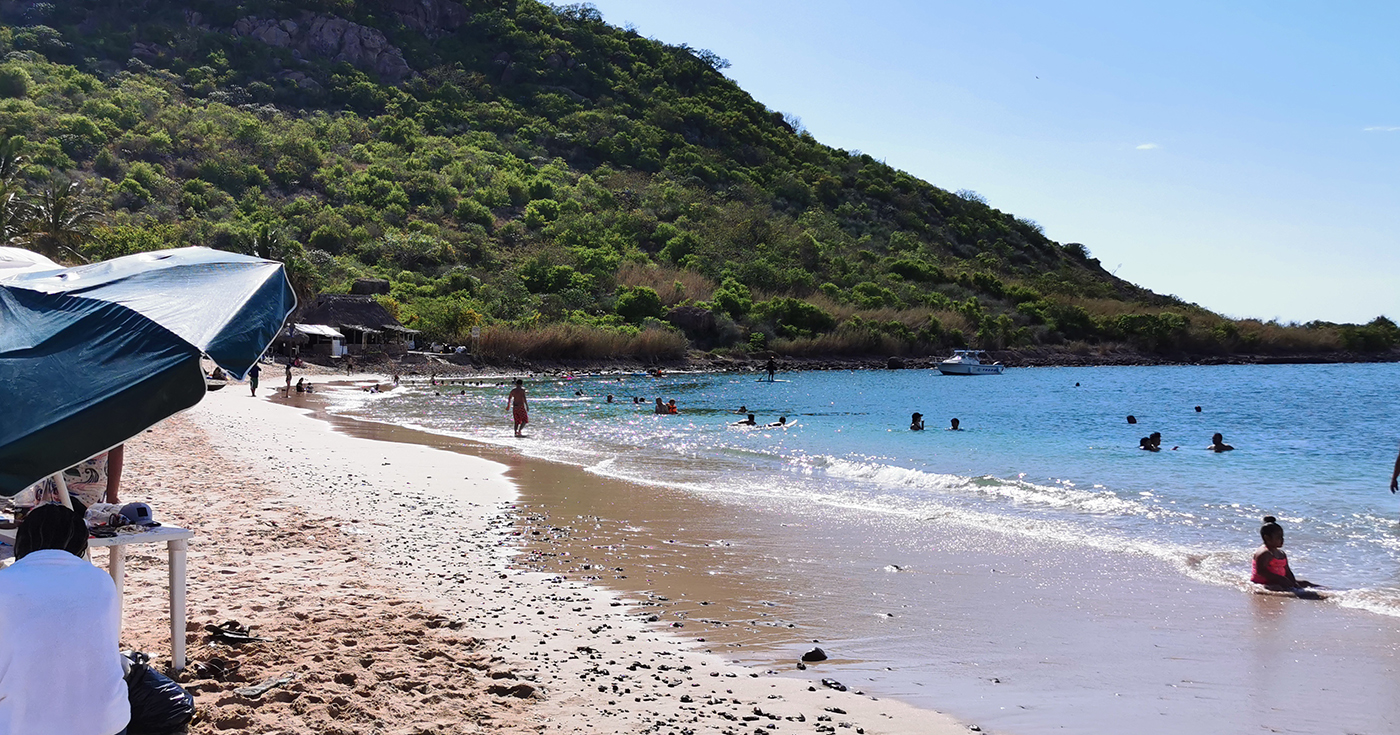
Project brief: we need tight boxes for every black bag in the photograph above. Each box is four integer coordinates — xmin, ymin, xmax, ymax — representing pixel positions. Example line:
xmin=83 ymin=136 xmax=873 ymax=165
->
xmin=124 ymin=651 xmax=195 ymax=735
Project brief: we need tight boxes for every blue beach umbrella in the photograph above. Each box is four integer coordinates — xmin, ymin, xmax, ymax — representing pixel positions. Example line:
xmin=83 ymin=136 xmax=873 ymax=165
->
xmin=0 ymin=247 xmax=296 ymax=496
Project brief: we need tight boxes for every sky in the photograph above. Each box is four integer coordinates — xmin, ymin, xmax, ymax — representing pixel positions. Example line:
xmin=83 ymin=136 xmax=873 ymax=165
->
xmin=582 ymin=0 xmax=1400 ymax=323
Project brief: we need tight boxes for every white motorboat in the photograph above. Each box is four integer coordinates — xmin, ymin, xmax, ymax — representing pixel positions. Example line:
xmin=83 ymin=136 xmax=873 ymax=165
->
xmin=937 ymin=349 xmax=1005 ymax=376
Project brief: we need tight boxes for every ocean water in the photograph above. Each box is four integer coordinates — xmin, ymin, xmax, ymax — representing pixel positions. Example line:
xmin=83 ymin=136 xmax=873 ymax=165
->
xmin=332 ymin=363 xmax=1400 ymax=616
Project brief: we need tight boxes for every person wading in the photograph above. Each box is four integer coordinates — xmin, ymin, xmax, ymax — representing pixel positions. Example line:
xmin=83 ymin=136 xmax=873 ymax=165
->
xmin=507 ymin=379 xmax=530 ymax=437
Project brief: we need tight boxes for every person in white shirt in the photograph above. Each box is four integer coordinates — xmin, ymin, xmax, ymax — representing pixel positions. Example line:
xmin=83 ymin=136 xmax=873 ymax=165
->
xmin=0 ymin=504 xmax=129 ymax=735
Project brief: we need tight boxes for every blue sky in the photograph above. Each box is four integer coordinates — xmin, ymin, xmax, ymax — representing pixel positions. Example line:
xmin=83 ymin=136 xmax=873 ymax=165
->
xmin=583 ymin=0 xmax=1399 ymax=323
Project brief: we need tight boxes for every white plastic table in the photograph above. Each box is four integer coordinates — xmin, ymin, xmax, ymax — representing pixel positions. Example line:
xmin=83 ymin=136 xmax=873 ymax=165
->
xmin=0 ymin=526 xmax=193 ymax=671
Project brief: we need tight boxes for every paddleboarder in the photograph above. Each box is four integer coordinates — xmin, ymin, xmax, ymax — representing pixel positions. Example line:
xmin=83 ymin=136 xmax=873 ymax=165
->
xmin=765 ymin=357 xmax=777 ymax=382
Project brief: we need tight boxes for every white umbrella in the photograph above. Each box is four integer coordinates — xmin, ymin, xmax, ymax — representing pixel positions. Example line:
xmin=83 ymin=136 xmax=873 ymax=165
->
xmin=0 ymin=246 xmax=59 ymax=279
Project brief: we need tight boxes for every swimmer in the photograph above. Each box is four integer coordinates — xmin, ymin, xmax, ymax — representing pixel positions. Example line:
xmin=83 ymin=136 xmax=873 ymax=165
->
xmin=606 ymin=394 xmax=614 ymax=403
xmin=765 ymin=416 xmax=787 ymax=428
xmin=1127 ymin=415 xmax=1137 ymax=424
xmin=1139 ymin=436 xmax=1159 ymax=452
xmin=654 ymin=398 xmax=666 ymax=415
xmin=948 ymin=418 xmax=961 ymax=431
xmin=910 ymin=412 xmax=924 ymax=431
xmin=1195 ymin=406 xmax=1202 ymax=413
xmin=734 ymin=405 xmax=749 ymax=414
xmin=1208 ymin=433 xmax=1234 ymax=452
xmin=667 ymin=399 xmax=679 ymax=414
xmin=1251 ymin=516 xmax=1315 ymax=591
xmin=733 ymin=414 xmax=757 ymax=426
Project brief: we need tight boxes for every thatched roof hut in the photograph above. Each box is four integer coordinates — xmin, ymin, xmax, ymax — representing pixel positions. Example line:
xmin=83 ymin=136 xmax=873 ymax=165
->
xmin=295 ymin=294 xmax=418 ymax=351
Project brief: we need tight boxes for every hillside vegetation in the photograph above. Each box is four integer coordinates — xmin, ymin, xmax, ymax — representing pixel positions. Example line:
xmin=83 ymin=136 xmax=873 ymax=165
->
xmin=0 ymin=0 xmax=1393 ymax=361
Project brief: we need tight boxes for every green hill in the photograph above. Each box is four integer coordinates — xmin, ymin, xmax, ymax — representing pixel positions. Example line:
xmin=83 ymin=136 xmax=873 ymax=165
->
xmin=0 ymin=0 xmax=1393 ymax=361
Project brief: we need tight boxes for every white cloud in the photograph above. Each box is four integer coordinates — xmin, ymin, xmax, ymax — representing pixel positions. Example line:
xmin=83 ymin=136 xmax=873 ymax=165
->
xmin=1364 ymin=126 xmax=1400 ymax=132
xmin=1135 ymin=143 xmax=1159 ymax=150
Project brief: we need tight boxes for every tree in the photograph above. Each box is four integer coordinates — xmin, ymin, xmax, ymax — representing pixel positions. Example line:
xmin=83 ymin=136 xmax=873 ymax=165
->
xmin=0 ymin=135 xmax=26 ymax=185
xmin=251 ymin=222 xmax=284 ymax=260
xmin=0 ymin=188 xmax=30 ymax=245
xmin=26 ymin=178 xmax=99 ymax=263
xmin=615 ymin=286 xmax=664 ymax=324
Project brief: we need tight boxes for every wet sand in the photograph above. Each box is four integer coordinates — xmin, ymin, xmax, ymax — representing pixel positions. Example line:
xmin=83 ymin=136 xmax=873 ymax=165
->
xmin=310 ymin=378 xmax=1400 ymax=735
xmin=163 ymin=379 xmax=960 ymax=733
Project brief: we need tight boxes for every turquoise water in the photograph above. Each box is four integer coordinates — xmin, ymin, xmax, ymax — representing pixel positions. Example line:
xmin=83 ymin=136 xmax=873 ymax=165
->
xmin=337 ymin=363 xmax=1400 ymax=615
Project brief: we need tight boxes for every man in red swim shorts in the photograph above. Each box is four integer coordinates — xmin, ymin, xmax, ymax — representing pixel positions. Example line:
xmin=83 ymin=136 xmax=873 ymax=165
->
xmin=507 ymin=379 xmax=529 ymax=437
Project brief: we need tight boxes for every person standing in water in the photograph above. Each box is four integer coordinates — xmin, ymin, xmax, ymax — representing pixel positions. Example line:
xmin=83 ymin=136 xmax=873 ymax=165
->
xmin=1390 ymin=444 xmax=1400 ymax=494
xmin=1251 ymin=516 xmax=1316 ymax=591
xmin=948 ymin=418 xmax=961 ymax=431
xmin=1208 ymin=433 xmax=1235 ymax=452
xmin=910 ymin=413 xmax=924 ymax=431
xmin=507 ymin=379 xmax=529 ymax=437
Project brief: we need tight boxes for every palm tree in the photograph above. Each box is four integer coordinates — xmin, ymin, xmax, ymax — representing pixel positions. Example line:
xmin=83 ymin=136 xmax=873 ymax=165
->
xmin=26 ymin=178 xmax=99 ymax=263
xmin=250 ymin=222 xmax=284 ymax=261
xmin=0 ymin=186 xmax=31 ymax=244
xmin=0 ymin=135 xmax=26 ymax=185
xmin=250 ymin=222 xmax=317 ymax=303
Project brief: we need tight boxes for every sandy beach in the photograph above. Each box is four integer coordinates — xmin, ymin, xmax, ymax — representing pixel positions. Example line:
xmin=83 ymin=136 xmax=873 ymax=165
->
xmin=109 ymin=377 xmax=963 ymax=734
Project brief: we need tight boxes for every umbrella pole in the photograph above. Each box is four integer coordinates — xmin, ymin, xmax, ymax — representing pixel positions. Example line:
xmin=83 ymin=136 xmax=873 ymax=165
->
xmin=52 ymin=472 xmax=73 ymax=510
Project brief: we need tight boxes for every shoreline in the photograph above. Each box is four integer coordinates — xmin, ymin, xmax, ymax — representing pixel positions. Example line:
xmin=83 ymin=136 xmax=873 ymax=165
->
xmin=159 ymin=380 xmax=967 ymax=733
xmin=288 ymin=370 xmax=1400 ymax=734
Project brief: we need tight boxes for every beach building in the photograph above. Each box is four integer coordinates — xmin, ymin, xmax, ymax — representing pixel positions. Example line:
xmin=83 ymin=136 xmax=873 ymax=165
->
xmin=292 ymin=279 xmax=419 ymax=356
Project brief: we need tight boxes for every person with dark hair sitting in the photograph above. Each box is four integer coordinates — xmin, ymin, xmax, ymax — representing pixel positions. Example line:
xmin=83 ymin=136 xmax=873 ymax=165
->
xmin=0 ymin=504 xmax=130 ymax=735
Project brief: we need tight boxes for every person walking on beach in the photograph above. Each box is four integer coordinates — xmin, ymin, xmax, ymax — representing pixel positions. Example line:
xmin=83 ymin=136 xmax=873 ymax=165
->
xmin=248 ymin=362 xmax=260 ymax=396
xmin=284 ymin=361 xmax=293 ymax=395
xmin=507 ymin=379 xmax=529 ymax=437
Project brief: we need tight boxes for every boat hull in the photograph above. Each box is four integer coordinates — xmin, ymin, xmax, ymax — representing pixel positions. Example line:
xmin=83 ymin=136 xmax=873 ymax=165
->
xmin=937 ymin=363 xmax=1005 ymax=376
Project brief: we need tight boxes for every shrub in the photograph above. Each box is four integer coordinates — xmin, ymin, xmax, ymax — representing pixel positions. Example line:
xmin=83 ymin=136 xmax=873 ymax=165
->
xmin=753 ymin=297 xmax=836 ymax=339
xmin=1340 ymin=317 xmax=1399 ymax=352
xmin=615 ymin=285 xmax=664 ymax=323
xmin=888 ymin=258 xmax=944 ymax=282
xmin=660 ymin=231 xmax=700 ymax=263
xmin=523 ymin=198 xmax=560 ymax=228
xmin=711 ymin=277 xmax=751 ymax=318
xmin=0 ymin=64 xmax=31 ymax=98
xmin=455 ymin=198 xmax=493 ymax=228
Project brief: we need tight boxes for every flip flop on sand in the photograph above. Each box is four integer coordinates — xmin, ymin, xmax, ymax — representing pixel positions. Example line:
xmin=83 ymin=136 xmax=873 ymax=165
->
xmin=204 ymin=620 xmax=270 ymax=644
xmin=234 ymin=672 xmax=296 ymax=698
xmin=188 ymin=657 xmax=241 ymax=680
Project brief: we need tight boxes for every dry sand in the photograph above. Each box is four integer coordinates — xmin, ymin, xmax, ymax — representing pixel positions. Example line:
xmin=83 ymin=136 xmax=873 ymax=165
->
xmin=109 ymin=378 xmax=965 ymax=734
